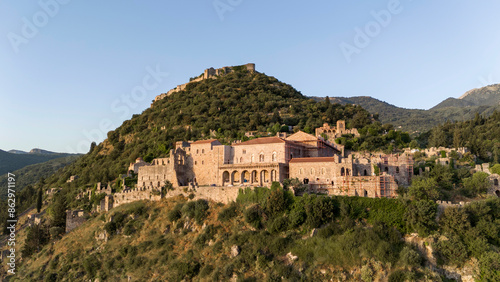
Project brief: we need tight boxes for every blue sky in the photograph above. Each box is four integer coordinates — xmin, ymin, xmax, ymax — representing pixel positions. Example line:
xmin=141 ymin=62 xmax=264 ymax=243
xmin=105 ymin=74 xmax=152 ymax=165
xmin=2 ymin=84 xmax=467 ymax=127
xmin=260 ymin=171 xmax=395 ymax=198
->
xmin=1 ymin=1 xmax=500 ymax=153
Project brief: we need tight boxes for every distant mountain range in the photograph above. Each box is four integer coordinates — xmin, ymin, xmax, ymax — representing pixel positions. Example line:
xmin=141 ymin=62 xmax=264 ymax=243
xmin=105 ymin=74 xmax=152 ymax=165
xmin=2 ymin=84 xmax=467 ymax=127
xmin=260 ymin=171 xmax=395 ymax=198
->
xmin=0 ymin=149 xmax=79 ymax=176
xmin=0 ymin=154 xmax=81 ymax=199
xmin=313 ymin=83 xmax=500 ymax=134
xmin=7 ymin=148 xmax=60 ymax=155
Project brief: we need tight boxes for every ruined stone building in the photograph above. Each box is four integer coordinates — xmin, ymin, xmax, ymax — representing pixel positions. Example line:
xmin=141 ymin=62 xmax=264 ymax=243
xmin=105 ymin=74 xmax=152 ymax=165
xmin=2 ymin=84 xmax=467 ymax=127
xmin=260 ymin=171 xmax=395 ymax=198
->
xmin=128 ymin=157 xmax=149 ymax=174
xmin=288 ymin=153 xmax=413 ymax=198
xmin=65 ymin=210 xmax=87 ymax=233
xmin=153 ymin=63 xmax=256 ymax=104
xmin=315 ymin=120 xmax=360 ymax=141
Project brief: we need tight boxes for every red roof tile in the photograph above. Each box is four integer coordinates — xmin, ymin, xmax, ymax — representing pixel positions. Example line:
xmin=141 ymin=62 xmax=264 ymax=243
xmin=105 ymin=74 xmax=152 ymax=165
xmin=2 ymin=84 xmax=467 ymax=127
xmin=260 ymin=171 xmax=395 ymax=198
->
xmin=289 ymin=157 xmax=338 ymax=163
xmin=233 ymin=137 xmax=285 ymax=146
xmin=191 ymin=139 xmax=219 ymax=145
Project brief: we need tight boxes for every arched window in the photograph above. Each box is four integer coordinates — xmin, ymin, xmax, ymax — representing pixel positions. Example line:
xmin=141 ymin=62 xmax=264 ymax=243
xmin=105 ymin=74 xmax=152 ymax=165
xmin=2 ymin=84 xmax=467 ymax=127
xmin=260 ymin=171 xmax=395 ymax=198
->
xmin=196 ymin=149 xmax=199 ymax=154
xmin=240 ymin=157 xmax=243 ymax=163
xmin=341 ymin=167 xmax=345 ymax=176
xmin=364 ymin=169 xmax=367 ymax=176
xmin=202 ymin=149 xmax=205 ymax=154
xmin=259 ymin=154 xmax=264 ymax=162
xmin=346 ymin=168 xmax=350 ymax=176
xmin=321 ymin=167 xmax=326 ymax=175
xmin=396 ymin=167 xmax=400 ymax=174
xmin=272 ymin=152 xmax=277 ymax=162
xmin=310 ymin=168 xmax=315 ymax=175
xmin=299 ymin=168 xmax=303 ymax=175
xmin=251 ymin=154 xmax=255 ymax=163
xmin=495 ymin=179 xmax=499 ymax=186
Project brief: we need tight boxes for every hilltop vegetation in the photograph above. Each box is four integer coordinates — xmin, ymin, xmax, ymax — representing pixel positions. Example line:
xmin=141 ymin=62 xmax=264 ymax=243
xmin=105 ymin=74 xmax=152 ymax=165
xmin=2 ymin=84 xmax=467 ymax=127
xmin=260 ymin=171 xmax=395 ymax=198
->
xmin=40 ymin=69 xmax=404 ymax=194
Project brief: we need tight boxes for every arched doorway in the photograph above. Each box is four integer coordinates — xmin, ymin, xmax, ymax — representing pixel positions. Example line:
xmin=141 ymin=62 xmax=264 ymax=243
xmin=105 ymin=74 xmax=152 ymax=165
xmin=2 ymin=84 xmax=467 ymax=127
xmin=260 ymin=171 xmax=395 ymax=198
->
xmin=271 ymin=169 xmax=278 ymax=182
xmin=222 ymin=171 xmax=230 ymax=186
xmin=241 ymin=170 xmax=250 ymax=184
xmin=232 ymin=171 xmax=240 ymax=185
xmin=496 ymin=190 xmax=500 ymax=197
xmin=251 ymin=170 xmax=258 ymax=183
xmin=341 ymin=167 xmax=345 ymax=176
xmin=260 ymin=170 xmax=269 ymax=186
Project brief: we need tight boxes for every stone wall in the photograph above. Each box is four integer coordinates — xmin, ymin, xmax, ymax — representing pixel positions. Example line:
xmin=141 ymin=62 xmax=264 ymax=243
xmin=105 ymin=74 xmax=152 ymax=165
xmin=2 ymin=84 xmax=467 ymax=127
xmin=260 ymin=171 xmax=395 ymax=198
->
xmin=163 ymin=186 xmax=243 ymax=204
xmin=66 ymin=210 xmax=87 ymax=233
xmin=308 ymin=175 xmax=398 ymax=198
xmin=113 ymin=187 xmax=162 ymax=208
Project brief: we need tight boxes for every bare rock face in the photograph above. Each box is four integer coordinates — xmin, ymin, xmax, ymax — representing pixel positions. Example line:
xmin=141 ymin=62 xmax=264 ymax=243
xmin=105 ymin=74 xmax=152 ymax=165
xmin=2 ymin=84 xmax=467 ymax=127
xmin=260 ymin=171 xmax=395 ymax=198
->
xmin=95 ymin=231 xmax=108 ymax=242
xmin=286 ymin=252 xmax=298 ymax=265
xmin=310 ymin=228 xmax=318 ymax=237
xmin=231 ymin=245 xmax=240 ymax=258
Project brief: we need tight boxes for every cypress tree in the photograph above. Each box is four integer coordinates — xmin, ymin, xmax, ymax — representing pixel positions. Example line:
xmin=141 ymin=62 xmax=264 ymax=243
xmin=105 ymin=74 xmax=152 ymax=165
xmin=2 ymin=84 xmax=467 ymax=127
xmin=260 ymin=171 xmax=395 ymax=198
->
xmin=36 ymin=187 xmax=43 ymax=213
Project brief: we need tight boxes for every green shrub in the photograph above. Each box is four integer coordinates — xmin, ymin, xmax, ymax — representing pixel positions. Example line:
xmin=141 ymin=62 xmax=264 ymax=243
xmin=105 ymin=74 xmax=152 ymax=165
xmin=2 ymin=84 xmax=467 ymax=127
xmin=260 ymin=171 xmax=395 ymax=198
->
xmin=218 ymin=203 xmax=239 ymax=222
xmin=388 ymin=270 xmax=407 ymax=282
xmin=477 ymin=251 xmax=500 ymax=281
xmin=194 ymin=199 xmax=210 ymax=224
xmin=435 ymin=235 xmax=469 ymax=266
xmin=244 ymin=205 xmax=263 ymax=229
xmin=83 ymin=254 xmax=101 ymax=278
xmin=270 ymin=237 xmax=291 ymax=255
xmin=182 ymin=201 xmax=196 ymax=218
xmin=167 ymin=203 xmax=183 ymax=222
xmin=268 ymin=216 xmax=289 ymax=234
xmin=104 ymin=222 xmax=117 ymax=235
xmin=199 ymin=264 xmax=214 ymax=278
xmin=399 ymin=246 xmax=422 ymax=267
xmin=43 ymin=272 xmax=58 ymax=282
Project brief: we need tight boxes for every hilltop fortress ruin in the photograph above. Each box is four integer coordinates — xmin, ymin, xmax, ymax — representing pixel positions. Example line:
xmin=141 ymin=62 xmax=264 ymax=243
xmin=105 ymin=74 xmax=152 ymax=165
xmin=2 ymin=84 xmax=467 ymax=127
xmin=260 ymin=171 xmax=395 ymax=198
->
xmin=153 ymin=63 xmax=256 ymax=104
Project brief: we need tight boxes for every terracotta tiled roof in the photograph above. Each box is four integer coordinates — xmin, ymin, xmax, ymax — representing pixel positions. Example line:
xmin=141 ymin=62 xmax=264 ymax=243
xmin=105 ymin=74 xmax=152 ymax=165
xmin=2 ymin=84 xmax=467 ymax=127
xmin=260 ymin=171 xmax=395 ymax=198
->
xmin=289 ymin=157 xmax=338 ymax=163
xmin=191 ymin=139 xmax=219 ymax=144
xmin=233 ymin=137 xmax=285 ymax=146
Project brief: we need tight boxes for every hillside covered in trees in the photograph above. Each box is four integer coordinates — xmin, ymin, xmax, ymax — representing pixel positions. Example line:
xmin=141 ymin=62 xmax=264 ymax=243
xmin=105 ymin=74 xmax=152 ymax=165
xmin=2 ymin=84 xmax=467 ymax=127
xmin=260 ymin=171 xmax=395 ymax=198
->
xmin=422 ymin=111 xmax=500 ymax=162
xmin=39 ymin=68 xmax=408 ymax=195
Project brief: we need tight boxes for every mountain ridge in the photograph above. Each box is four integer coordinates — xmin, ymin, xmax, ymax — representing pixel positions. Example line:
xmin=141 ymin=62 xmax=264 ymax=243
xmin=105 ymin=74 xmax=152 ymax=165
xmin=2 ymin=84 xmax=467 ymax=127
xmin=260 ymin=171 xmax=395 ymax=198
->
xmin=311 ymin=82 xmax=500 ymax=134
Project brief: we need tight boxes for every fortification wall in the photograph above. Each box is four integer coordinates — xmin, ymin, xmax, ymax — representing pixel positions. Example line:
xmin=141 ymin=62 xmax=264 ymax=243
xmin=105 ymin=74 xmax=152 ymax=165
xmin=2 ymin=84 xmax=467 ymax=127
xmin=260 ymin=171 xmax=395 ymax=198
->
xmin=113 ymin=187 xmax=162 ymax=208
xmin=163 ymin=186 xmax=242 ymax=204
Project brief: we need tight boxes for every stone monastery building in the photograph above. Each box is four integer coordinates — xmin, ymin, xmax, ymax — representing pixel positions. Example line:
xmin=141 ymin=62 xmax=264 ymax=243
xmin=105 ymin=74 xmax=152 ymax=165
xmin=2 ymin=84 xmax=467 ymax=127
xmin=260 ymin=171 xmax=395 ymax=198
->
xmin=134 ymin=130 xmax=413 ymax=199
